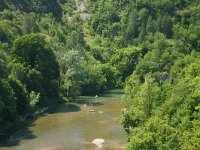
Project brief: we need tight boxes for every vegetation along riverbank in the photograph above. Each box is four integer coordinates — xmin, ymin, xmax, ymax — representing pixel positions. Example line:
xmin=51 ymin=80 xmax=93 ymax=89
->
xmin=0 ymin=0 xmax=200 ymax=149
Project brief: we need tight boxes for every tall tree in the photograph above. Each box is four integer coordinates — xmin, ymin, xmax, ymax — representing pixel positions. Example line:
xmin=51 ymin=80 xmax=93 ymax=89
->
xmin=59 ymin=50 xmax=85 ymax=100
xmin=146 ymin=15 xmax=155 ymax=33
xmin=126 ymin=9 xmax=139 ymax=40
xmin=12 ymin=34 xmax=60 ymax=106
xmin=161 ymin=15 xmax=173 ymax=37
xmin=139 ymin=21 xmax=146 ymax=41
xmin=155 ymin=15 xmax=162 ymax=32
xmin=22 ymin=13 xmax=39 ymax=34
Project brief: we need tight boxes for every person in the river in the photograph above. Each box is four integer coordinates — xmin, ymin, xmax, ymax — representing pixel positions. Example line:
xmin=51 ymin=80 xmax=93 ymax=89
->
xmin=84 ymin=103 xmax=87 ymax=107
xmin=95 ymin=94 xmax=99 ymax=102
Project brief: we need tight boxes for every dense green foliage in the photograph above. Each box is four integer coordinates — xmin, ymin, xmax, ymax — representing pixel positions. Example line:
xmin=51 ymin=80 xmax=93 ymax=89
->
xmin=84 ymin=0 xmax=199 ymax=148
xmin=104 ymin=0 xmax=200 ymax=149
xmin=0 ymin=0 xmax=120 ymax=130
xmin=0 ymin=0 xmax=200 ymax=148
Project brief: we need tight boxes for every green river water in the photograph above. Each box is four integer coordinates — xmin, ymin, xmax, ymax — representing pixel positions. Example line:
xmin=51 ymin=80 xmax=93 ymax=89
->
xmin=0 ymin=90 xmax=127 ymax=150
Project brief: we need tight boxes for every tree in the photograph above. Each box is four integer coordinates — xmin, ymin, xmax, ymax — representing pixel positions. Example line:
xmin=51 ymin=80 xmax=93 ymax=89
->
xmin=82 ymin=63 xmax=107 ymax=95
xmin=0 ymin=25 xmax=10 ymax=43
xmin=126 ymin=9 xmax=139 ymax=40
xmin=155 ymin=14 xmax=162 ymax=32
xmin=0 ymin=79 xmax=16 ymax=121
xmin=22 ymin=13 xmax=39 ymax=34
xmin=29 ymin=91 xmax=40 ymax=113
xmin=146 ymin=15 xmax=155 ymax=33
xmin=139 ymin=21 xmax=146 ymax=41
xmin=59 ymin=50 xmax=85 ymax=100
xmin=138 ymin=74 xmax=161 ymax=118
xmin=0 ymin=50 xmax=16 ymax=122
xmin=9 ymin=78 xmax=29 ymax=115
xmin=0 ymin=50 xmax=8 ymax=78
xmin=101 ymin=64 xmax=119 ymax=89
xmin=12 ymin=34 xmax=60 ymax=106
xmin=161 ymin=15 xmax=173 ymax=37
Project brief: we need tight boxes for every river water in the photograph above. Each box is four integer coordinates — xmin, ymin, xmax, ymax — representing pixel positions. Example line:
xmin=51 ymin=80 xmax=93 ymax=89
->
xmin=0 ymin=90 xmax=127 ymax=150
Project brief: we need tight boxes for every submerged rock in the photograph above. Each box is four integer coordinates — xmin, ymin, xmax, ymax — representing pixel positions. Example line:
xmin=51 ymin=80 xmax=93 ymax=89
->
xmin=92 ymin=138 xmax=105 ymax=148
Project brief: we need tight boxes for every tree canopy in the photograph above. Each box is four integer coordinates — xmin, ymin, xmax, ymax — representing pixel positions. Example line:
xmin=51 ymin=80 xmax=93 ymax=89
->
xmin=0 ymin=0 xmax=200 ymax=148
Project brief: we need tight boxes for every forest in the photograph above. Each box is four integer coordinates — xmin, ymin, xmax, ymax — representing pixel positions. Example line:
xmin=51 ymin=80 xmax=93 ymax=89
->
xmin=0 ymin=0 xmax=200 ymax=149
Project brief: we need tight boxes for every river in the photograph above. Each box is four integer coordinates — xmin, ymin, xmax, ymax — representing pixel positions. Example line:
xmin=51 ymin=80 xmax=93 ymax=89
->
xmin=0 ymin=89 xmax=127 ymax=150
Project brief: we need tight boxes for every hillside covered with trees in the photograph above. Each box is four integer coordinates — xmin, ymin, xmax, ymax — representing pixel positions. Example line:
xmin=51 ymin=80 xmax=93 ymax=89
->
xmin=0 ymin=0 xmax=200 ymax=149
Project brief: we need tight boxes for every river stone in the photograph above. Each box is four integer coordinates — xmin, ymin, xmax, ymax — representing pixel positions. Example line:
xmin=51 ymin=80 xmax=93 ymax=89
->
xmin=92 ymin=139 xmax=105 ymax=148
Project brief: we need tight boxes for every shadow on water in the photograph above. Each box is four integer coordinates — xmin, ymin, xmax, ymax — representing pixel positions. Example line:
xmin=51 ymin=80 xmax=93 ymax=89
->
xmin=48 ymin=103 xmax=81 ymax=114
xmin=0 ymin=120 xmax=37 ymax=147
xmin=0 ymin=102 xmax=81 ymax=148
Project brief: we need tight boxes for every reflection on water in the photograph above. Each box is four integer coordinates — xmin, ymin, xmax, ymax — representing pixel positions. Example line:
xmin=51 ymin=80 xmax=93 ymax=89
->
xmin=0 ymin=89 xmax=127 ymax=150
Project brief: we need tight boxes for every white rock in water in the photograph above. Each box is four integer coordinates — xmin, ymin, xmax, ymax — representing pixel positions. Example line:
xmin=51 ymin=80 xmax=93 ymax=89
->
xmin=92 ymin=139 xmax=105 ymax=148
